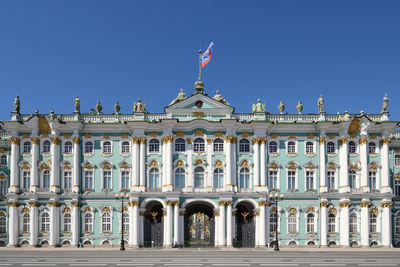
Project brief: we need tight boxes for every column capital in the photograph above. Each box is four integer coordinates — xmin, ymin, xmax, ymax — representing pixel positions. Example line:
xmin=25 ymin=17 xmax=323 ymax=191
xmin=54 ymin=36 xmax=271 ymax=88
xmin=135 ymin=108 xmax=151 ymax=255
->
xmin=224 ymin=201 xmax=233 ymax=206
xmin=381 ymin=138 xmax=391 ymax=145
xmin=258 ymin=200 xmax=270 ymax=206
xmin=359 ymin=137 xmax=368 ymax=145
xmin=381 ymin=201 xmax=393 ymax=208
xmin=129 ymin=200 xmax=140 ymax=207
xmin=186 ymin=138 xmax=192 ymax=144
xmin=139 ymin=137 xmax=146 ymax=144
xmin=7 ymin=201 xmax=19 ymax=207
xmin=339 ymin=202 xmax=351 ymax=208
xmin=320 ymin=201 xmax=329 ymax=207
xmin=30 ymin=137 xmax=40 ymax=145
xmin=9 ymin=137 xmax=20 ymax=145
xmin=252 ymin=137 xmax=260 ymax=144
xmin=72 ymin=137 xmax=80 ymax=144
xmin=360 ymin=201 xmax=370 ymax=208
xmin=259 ymin=137 xmax=267 ymax=145
xmin=48 ymin=201 xmax=60 ymax=207
xmin=132 ymin=137 xmax=140 ymax=144
xmin=206 ymin=138 xmax=213 ymax=145
xmin=50 ymin=137 xmax=61 ymax=145
xmin=338 ymin=137 xmax=349 ymax=146
xmin=71 ymin=201 xmax=79 ymax=207
xmin=225 ymin=136 xmax=237 ymax=144
xmin=29 ymin=201 xmax=40 ymax=207
xmin=319 ymin=137 xmax=327 ymax=145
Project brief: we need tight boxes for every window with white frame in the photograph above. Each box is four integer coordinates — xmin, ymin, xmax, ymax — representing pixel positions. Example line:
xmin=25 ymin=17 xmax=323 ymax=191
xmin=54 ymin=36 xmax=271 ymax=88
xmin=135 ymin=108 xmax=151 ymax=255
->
xmin=84 ymin=213 xmax=93 ymax=232
xmin=269 ymin=170 xmax=278 ymax=190
xmin=174 ymin=138 xmax=186 ymax=152
xmin=63 ymin=213 xmax=72 ymax=232
xmin=327 ymin=170 xmax=335 ymax=191
xmin=287 ymin=141 xmax=296 ymax=154
xmin=64 ymin=171 xmax=72 ymax=190
xmin=193 ymin=138 xmax=205 ymax=152
xmin=269 ymin=141 xmax=278 ymax=153
xmin=0 ymin=155 xmax=7 ymax=166
xmin=121 ymin=141 xmax=130 ymax=154
xmin=122 ymin=212 xmax=129 ymax=232
xmin=306 ymin=170 xmax=314 ymax=190
xmin=103 ymin=170 xmax=112 ymax=190
xmin=103 ymin=141 xmax=112 ymax=154
xmin=368 ymin=142 xmax=376 ymax=154
xmin=102 ymin=212 xmax=111 ymax=232
xmin=395 ymin=217 xmax=400 ymax=235
xmin=0 ymin=216 xmax=6 ymax=234
xmin=395 ymin=179 xmax=400 ymax=196
xmin=213 ymin=138 xmax=224 ymax=152
xmin=368 ymin=171 xmax=377 ymax=190
xmin=84 ymin=170 xmax=94 ymax=190
xmin=349 ymin=169 xmax=356 ymax=189
xmin=43 ymin=140 xmax=51 ymax=153
xmin=64 ymin=141 xmax=73 ymax=154
xmin=121 ymin=171 xmax=130 ymax=190
xmin=306 ymin=213 xmax=315 ymax=233
xmin=22 ymin=171 xmax=31 ymax=190
xmin=326 ymin=142 xmax=335 ymax=154
xmin=287 ymin=170 xmax=296 ymax=190
xmin=148 ymin=168 xmax=160 ymax=188
xmin=270 ymin=212 xmax=277 ymax=232
xmin=22 ymin=213 xmax=30 ymax=232
xmin=149 ymin=139 xmax=160 ymax=152
xmin=84 ymin=141 xmax=94 ymax=154
xmin=370 ymin=213 xmax=378 ymax=233
xmin=305 ymin=142 xmax=314 ymax=154
xmin=239 ymin=167 xmax=250 ymax=188
xmin=349 ymin=213 xmax=357 ymax=233
xmin=194 ymin=166 xmax=205 ymax=188
xmin=23 ymin=141 xmax=31 ymax=154
xmin=239 ymin=139 xmax=250 ymax=152
xmin=287 ymin=213 xmax=297 ymax=233
xmin=41 ymin=170 xmax=50 ymax=189
xmin=0 ymin=180 xmax=7 ymax=196
xmin=41 ymin=212 xmax=50 ymax=232
xmin=213 ymin=168 xmax=224 ymax=188
xmin=348 ymin=141 xmax=356 ymax=154
xmin=395 ymin=154 xmax=400 ymax=167
xmin=328 ymin=213 xmax=336 ymax=232
xmin=174 ymin=168 xmax=185 ymax=188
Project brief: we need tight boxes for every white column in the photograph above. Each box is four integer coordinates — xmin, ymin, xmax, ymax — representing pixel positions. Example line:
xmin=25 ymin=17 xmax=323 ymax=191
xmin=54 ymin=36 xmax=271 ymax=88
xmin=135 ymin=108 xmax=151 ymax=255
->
xmin=339 ymin=201 xmax=350 ymax=247
xmin=71 ymin=201 xmax=79 ymax=247
xmin=255 ymin=210 xmax=259 ymax=246
xmin=320 ymin=201 xmax=328 ymax=247
xmin=49 ymin=201 xmax=59 ymax=247
xmin=72 ymin=137 xmax=80 ymax=193
xmin=131 ymin=138 xmax=139 ymax=191
xmin=162 ymin=138 xmax=167 ymax=192
xmin=9 ymin=137 xmax=20 ymax=193
xmin=138 ymin=210 xmax=144 ymax=246
xmin=29 ymin=201 xmax=39 ymax=247
xmin=187 ymin=139 xmax=194 ymax=191
xmin=339 ymin=137 xmax=349 ymax=193
xmin=7 ymin=202 xmax=18 ymax=247
xmin=253 ymin=138 xmax=260 ymax=189
xmin=381 ymin=138 xmax=391 ymax=193
xmin=381 ymin=201 xmax=392 ymax=247
xmin=173 ymin=202 xmax=179 ymax=247
xmin=360 ymin=137 xmax=369 ymax=192
xmin=360 ymin=200 xmax=370 ymax=247
xmin=259 ymin=202 xmax=266 ymax=247
xmin=30 ymin=137 xmax=39 ymax=193
xmin=131 ymin=201 xmax=139 ymax=247
xmin=214 ymin=210 xmax=219 ymax=247
xmin=178 ymin=210 xmax=184 ymax=246
xmin=218 ymin=201 xmax=226 ymax=247
xmin=260 ymin=139 xmax=267 ymax=191
xmin=50 ymin=136 xmax=60 ymax=193
xmin=225 ymin=137 xmax=233 ymax=191
xmin=139 ymin=138 xmax=146 ymax=191
xmin=319 ymin=137 xmax=327 ymax=193
xmin=164 ymin=202 xmax=173 ymax=247
xmin=266 ymin=205 xmax=270 ymax=246
xmin=226 ymin=202 xmax=233 ymax=247
xmin=166 ymin=137 xmax=173 ymax=191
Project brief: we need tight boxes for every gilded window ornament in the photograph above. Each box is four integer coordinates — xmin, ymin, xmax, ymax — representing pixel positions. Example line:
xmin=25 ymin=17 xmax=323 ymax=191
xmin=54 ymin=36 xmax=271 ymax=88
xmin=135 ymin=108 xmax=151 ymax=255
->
xmin=176 ymin=160 xmax=185 ymax=167
xmin=213 ymin=132 xmax=224 ymax=137
xmin=288 ymin=162 xmax=297 ymax=170
xmin=186 ymin=138 xmax=192 ymax=144
xmin=307 ymin=133 xmax=315 ymax=139
xmin=63 ymin=207 xmax=71 ymax=213
xmin=0 ymin=174 xmax=6 ymax=180
xmin=370 ymin=207 xmax=378 ymax=214
xmin=328 ymin=207 xmax=337 ymax=214
xmin=194 ymin=159 xmax=203 ymax=166
xmin=175 ymin=131 xmax=185 ymax=137
xmin=149 ymin=132 xmax=159 ymax=137
xmin=22 ymin=207 xmax=30 ymax=213
xmin=288 ymin=134 xmax=296 ymax=139
xmin=370 ymin=162 xmax=377 ymax=171
xmin=240 ymin=160 xmax=249 ymax=168
xmin=288 ymin=207 xmax=297 ymax=214
xmin=22 ymin=162 xmax=31 ymax=170
xmin=63 ymin=135 xmax=71 ymax=139
xmin=121 ymin=133 xmax=129 ymax=139
xmin=195 ymin=130 xmax=204 ymax=136
xmin=84 ymin=133 xmax=92 ymax=138
xmin=307 ymin=207 xmax=315 ymax=213
xmin=149 ymin=160 xmax=159 ymax=168
xmin=103 ymin=135 xmax=110 ymax=140
xmin=102 ymin=207 xmax=111 ymax=213
xmin=328 ymin=162 xmax=336 ymax=170
xmin=206 ymin=138 xmax=213 ymax=145
xmin=214 ymin=160 xmax=223 ymax=168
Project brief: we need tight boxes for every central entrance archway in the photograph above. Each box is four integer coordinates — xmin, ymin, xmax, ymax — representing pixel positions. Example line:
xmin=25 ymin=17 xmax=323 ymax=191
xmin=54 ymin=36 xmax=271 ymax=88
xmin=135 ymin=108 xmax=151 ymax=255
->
xmin=143 ymin=201 xmax=164 ymax=247
xmin=235 ymin=201 xmax=255 ymax=247
xmin=184 ymin=202 xmax=215 ymax=247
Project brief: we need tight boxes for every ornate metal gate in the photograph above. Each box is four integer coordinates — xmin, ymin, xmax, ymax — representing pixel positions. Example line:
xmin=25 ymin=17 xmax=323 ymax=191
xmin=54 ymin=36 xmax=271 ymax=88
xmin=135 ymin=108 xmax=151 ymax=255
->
xmin=184 ymin=212 xmax=215 ymax=247
xmin=144 ymin=210 xmax=164 ymax=247
xmin=235 ymin=211 xmax=255 ymax=247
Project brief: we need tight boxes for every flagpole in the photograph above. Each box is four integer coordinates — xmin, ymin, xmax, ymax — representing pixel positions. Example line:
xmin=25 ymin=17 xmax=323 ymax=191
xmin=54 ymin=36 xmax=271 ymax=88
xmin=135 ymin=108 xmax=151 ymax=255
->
xmin=198 ymin=49 xmax=202 ymax=79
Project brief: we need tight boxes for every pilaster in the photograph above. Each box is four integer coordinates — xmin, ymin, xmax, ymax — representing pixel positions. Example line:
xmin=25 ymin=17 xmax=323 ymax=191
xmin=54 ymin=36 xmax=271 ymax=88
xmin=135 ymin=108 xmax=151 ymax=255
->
xmin=9 ymin=137 xmax=20 ymax=193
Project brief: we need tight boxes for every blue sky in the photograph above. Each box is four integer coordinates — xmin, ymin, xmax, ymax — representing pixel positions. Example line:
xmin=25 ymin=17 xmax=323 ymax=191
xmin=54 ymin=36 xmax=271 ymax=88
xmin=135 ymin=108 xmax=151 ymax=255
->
xmin=0 ymin=1 xmax=399 ymax=120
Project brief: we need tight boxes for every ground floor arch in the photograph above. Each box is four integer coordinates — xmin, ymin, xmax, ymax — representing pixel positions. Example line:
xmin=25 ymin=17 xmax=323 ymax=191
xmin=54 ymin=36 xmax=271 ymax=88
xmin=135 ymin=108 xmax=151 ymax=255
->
xmin=235 ymin=201 xmax=255 ymax=247
xmin=184 ymin=202 xmax=215 ymax=247
xmin=143 ymin=201 xmax=164 ymax=247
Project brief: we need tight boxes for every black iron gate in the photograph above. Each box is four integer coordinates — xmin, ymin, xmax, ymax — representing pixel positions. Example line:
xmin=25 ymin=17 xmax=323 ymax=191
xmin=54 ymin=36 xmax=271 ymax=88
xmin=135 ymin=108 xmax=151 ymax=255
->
xmin=235 ymin=211 xmax=255 ymax=247
xmin=143 ymin=210 xmax=164 ymax=247
xmin=184 ymin=212 xmax=215 ymax=247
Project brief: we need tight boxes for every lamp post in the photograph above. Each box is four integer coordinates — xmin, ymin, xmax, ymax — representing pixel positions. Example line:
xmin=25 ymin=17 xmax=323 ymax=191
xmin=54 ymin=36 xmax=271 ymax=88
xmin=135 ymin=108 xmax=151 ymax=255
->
xmin=115 ymin=192 xmax=129 ymax=251
xmin=269 ymin=193 xmax=283 ymax=251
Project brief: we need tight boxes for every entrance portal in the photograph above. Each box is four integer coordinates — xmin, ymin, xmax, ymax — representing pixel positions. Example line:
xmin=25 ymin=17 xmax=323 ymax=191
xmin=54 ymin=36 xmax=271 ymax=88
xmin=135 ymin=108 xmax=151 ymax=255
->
xmin=143 ymin=201 xmax=164 ymax=247
xmin=235 ymin=202 xmax=255 ymax=247
xmin=184 ymin=203 xmax=215 ymax=247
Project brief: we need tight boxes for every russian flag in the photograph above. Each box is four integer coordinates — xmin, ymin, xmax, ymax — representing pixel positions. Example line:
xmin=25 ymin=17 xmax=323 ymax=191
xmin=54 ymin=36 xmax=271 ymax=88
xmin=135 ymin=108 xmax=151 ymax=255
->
xmin=201 ymin=42 xmax=214 ymax=68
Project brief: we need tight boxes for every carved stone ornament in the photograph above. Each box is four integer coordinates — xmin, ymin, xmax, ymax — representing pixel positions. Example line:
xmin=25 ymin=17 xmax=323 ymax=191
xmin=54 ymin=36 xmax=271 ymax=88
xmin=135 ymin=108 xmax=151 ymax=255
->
xmin=278 ymin=100 xmax=285 ymax=114
xmin=14 ymin=95 xmax=20 ymax=114
xmin=318 ymin=95 xmax=324 ymax=113
xmin=169 ymin=88 xmax=187 ymax=106
xmin=133 ymin=99 xmax=146 ymax=113
xmin=74 ymin=96 xmax=80 ymax=113
xmin=381 ymin=93 xmax=389 ymax=113
xmin=95 ymin=101 xmax=102 ymax=114
xmin=296 ymin=101 xmax=303 ymax=114
xmin=114 ymin=101 xmax=121 ymax=115
xmin=252 ymin=98 xmax=265 ymax=113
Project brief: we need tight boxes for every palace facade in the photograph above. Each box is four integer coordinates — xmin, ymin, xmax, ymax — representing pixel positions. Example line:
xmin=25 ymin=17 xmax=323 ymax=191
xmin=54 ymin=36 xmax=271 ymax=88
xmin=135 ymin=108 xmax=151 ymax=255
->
xmin=0 ymin=79 xmax=399 ymax=248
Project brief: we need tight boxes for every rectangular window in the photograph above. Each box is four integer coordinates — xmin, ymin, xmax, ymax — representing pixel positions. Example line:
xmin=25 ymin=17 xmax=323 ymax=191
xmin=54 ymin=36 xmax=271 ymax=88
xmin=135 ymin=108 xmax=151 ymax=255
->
xmin=349 ymin=171 xmax=356 ymax=189
xmin=306 ymin=171 xmax=314 ymax=190
xmin=64 ymin=171 xmax=72 ymax=190
xmin=0 ymin=180 xmax=7 ymax=196
xmin=287 ymin=170 xmax=296 ymax=190
xmin=368 ymin=171 xmax=376 ymax=190
xmin=121 ymin=171 xmax=130 ymax=190
xmin=269 ymin=170 xmax=277 ymax=190
xmin=103 ymin=170 xmax=112 ymax=189
xmin=395 ymin=180 xmax=400 ymax=196
xmin=327 ymin=171 xmax=335 ymax=191
xmin=23 ymin=171 xmax=31 ymax=189
xmin=84 ymin=170 xmax=93 ymax=190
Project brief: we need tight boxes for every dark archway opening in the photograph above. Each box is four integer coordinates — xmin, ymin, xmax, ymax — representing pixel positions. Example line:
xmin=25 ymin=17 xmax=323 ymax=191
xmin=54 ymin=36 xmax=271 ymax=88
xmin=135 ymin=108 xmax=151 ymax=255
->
xmin=143 ymin=201 xmax=164 ymax=247
xmin=184 ymin=202 xmax=215 ymax=247
xmin=235 ymin=201 xmax=255 ymax=247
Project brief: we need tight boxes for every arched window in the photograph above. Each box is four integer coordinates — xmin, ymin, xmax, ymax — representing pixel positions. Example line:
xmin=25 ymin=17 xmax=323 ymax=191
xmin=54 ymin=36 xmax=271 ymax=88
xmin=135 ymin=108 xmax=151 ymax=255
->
xmin=174 ymin=138 xmax=186 ymax=152
xmin=349 ymin=213 xmax=357 ymax=233
xmin=350 ymin=241 xmax=358 ymax=247
xmin=121 ymin=170 xmax=130 ymax=190
xmin=41 ymin=212 xmax=50 ymax=232
xmin=84 ymin=141 xmax=93 ymax=154
xmin=239 ymin=167 xmax=250 ymax=188
xmin=370 ymin=213 xmax=377 ymax=233
xmin=0 ymin=216 xmax=6 ymax=234
xmin=288 ymin=213 xmax=297 ymax=233
xmin=43 ymin=140 xmax=51 ymax=153
xmin=84 ymin=213 xmax=93 ymax=232
xmin=395 ymin=155 xmax=400 ymax=167
xmin=103 ymin=170 xmax=112 ymax=190
xmin=306 ymin=213 xmax=315 ymax=233
xmin=395 ymin=217 xmax=400 ymax=235
xmin=122 ymin=212 xmax=129 ymax=233
xmin=102 ymin=212 xmax=111 ymax=232
xmin=287 ymin=141 xmax=296 ymax=154
xmin=193 ymin=138 xmax=205 ymax=152
xmin=349 ymin=169 xmax=356 ymax=189
xmin=348 ymin=141 xmax=356 ymax=154
xmin=239 ymin=139 xmax=250 ymax=152
xmin=305 ymin=142 xmax=314 ymax=154
xmin=269 ymin=141 xmax=278 ymax=153
xmin=213 ymin=168 xmax=224 ymax=188
xmin=22 ymin=213 xmax=30 ymax=232
xmin=368 ymin=142 xmax=376 ymax=154
xmin=23 ymin=141 xmax=31 ymax=154
xmin=64 ymin=141 xmax=73 ymax=154
xmin=328 ymin=241 xmax=337 ymax=247
xmin=149 ymin=139 xmax=160 ymax=152
xmin=0 ymin=179 xmax=7 ymax=196
xmin=213 ymin=138 xmax=224 ymax=152
xmin=307 ymin=241 xmax=315 ymax=246
xmin=121 ymin=141 xmax=130 ymax=154
xmin=148 ymin=168 xmax=160 ymax=188
xmin=368 ymin=171 xmax=377 ymax=190
xmin=194 ymin=166 xmax=205 ymax=188
xmin=22 ymin=171 xmax=31 ymax=190
xmin=270 ymin=212 xmax=277 ymax=232
xmin=326 ymin=142 xmax=335 ymax=154
xmin=328 ymin=213 xmax=336 ymax=233
xmin=174 ymin=167 xmax=185 ymax=189
xmin=0 ymin=155 xmax=7 ymax=166
xmin=41 ymin=170 xmax=50 ymax=189
xmin=63 ymin=213 xmax=72 ymax=232
xmin=288 ymin=241 xmax=297 ymax=246
xmin=103 ymin=141 xmax=112 ymax=154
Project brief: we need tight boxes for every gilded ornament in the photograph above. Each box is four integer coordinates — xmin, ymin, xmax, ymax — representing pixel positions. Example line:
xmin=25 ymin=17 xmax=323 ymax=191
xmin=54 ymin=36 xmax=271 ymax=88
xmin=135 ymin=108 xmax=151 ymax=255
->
xmin=0 ymin=174 xmax=6 ymax=180
xmin=175 ymin=131 xmax=185 ymax=137
xmin=149 ymin=160 xmax=158 ymax=168
xmin=381 ymin=202 xmax=393 ymax=208
xmin=359 ymin=137 xmax=368 ymax=145
xmin=102 ymin=207 xmax=111 ymax=213
xmin=195 ymin=130 xmax=204 ymax=136
xmin=319 ymin=137 xmax=326 ymax=145
xmin=328 ymin=162 xmax=336 ymax=170
xmin=149 ymin=132 xmax=159 ymax=137
xmin=320 ymin=202 xmax=329 ymax=207
xmin=38 ymin=117 xmax=51 ymax=134
xmin=84 ymin=206 xmax=91 ymax=212
xmin=71 ymin=202 xmax=79 ymax=207
xmin=240 ymin=160 xmax=249 ymax=168
xmin=288 ymin=134 xmax=296 ymax=139
xmin=307 ymin=133 xmax=315 ymax=139
xmin=288 ymin=162 xmax=296 ymax=170
xmin=186 ymin=138 xmax=192 ymax=144
xmin=48 ymin=201 xmax=60 ymax=207
xmin=194 ymin=159 xmax=203 ymax=166
xmin=29 ymin=201 xmax=40 ymax=207
xmin=260 ymin=137 xmax=267 ymax=144
xmin=259 ymin=201 xmax=268 ymax=206
xmin=395 ymin=148 xmax=400 ymax=153
xmin=339 ymin=137 xmax=349 ymax=145
xmin=9 ymin=137 xmax=20 ymax=145
xmin=381 ymin=138 xmax=391 ymax=145
xmin=288 ymin=207 xmax=297 ymax=214
xmin=120 ymin=163 xmax=130 ymax=169
xmin=84 ymin=133 xmax=92 ymax=139
xmin=370 ymin=162 xmax=377 ymax=171
xmin=370 ymin=207 xmax=378 ymax=214
xmin=214 ymin=160 xmax=223 ymax=168
xmin=360 ymin=202 xmax=370 ymax=208
xmin=241 ymin=212 xmax=249 ymax=219
xmin=22 ymin=162 xmax=30 ymax=170
xmin=132 ymin=137 xmax=140 ymax=144
xmin=30 ymin=137 xmax=40 ymax=145
xmin=176 ymin=160 xmax=185 ymax=167
xmin=22 ymin=207 xmax=30 ymax=213
xmin=0 ymin=148 xmax=5 ymax=153
xmin=241 ymin=132 xmax=249 ymax=138
xmin=63 ymin=207 xmax=71 ymax=213
xmin=50 ymin=137 xmax=61 ymax=145
xmin=7 ymin=202 xmax=18 ymax=207
xmin=83 ymin=162 xmax=93 ymax=169
xmin=40 ymin=163 xmax=51 ymax=170
xmin=308 ymin=207 xmax=315 ymax=213
xmin=339 ymin=202 xmax=351 ymax=208
xmin=328 ymin=135 xmax=336 ymax=140
xmin=270 ymin=133 xmax=278 ymax=139
xmin=139 ymin=137 xmax=146 ymax=144
xmin=252 ymin=137 xmax=260 ymax=144
xmin=269 ymin=163 xmax=279 ymax=169
xmin=121 ymin=133 xmax=129 ymax=139
xmin=0 ymin=211 xmax=5 ymax=216
xmin=254 ymin=212 xmax=260 ymax=217
xmin=72 ymin=137 xmax=80 ymax=144
xmin=193 ymin=111 xmax=205 ymax=118
xmin=206 ymin=138 xmax=213 ymax=145
xmin=162 ymin=211 xmax=167 ymax=216
xmin=224 ymin=201 xmax=233 ymax=206
xmin=328 ymin=207 xmax=337 ymax=214
xmin=103 ymin=162 xmax=111 ymax=170
xmin=103 ymin=135 xmax=110 ymax=140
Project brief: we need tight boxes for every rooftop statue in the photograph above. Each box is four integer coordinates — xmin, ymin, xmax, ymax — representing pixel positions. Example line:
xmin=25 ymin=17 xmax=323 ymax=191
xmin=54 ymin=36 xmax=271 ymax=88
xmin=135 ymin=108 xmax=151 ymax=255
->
xmin=296 ymin=101 xmax=303 ymax=114
xmin=74 ymin=96 xmax=80 ymax=114
xmin=169 ymin=88 xmax=187 ymax=106
xmin=213 ymin=90 xmax=229 ymax=105
xmin=14 ymin=95 xmax=20 ymax=114
xmin=95 ymin=101 xmax=103 ymax=114
xmin=134 ymin=98 xmax=147 ymax=113
xmin=318 ymin=95 xmax=324 ymax=114
xmin=114 ymin=101 xmax=121 ymax=115
xmin=381 ymin=93 xmax=389 ymax=113
xmin=341 ymin=110 xmax=350 ymax=121
xmin=252 ymin=98 xmax=265 ymax=113
xmin=278 ymin=100 xmax=285 ymax=114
